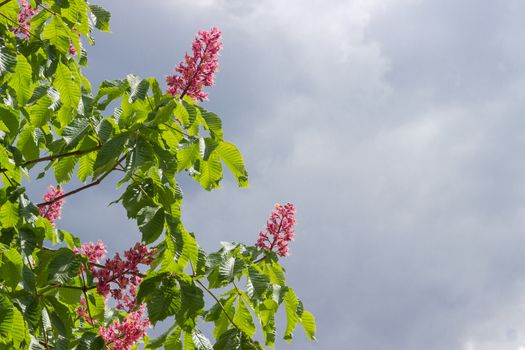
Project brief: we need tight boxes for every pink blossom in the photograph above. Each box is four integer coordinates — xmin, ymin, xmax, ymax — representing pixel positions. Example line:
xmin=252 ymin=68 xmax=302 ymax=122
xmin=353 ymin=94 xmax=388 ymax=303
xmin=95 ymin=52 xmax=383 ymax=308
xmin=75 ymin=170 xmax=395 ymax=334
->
xmin=256 ymin=203 xmax=297 ymax=256
xmin=73 ymin=240 xmax=107 ymax=264
xmin=99 ymin=304 xmax=150 ymax=350
xmin=38 ymin=185 xmax=64 ymax=227
xmin=69 ymin=43 xmax=77 ymax=55
xmin=14 ymin=0 xmax=38 ymax=39
xmin=76 ymin=242 xmax=155 ymax=312
xmin=76 ymin=297 xmax=95 ymax=325
xmin=166 ymin=27 xmax=222 ymax=101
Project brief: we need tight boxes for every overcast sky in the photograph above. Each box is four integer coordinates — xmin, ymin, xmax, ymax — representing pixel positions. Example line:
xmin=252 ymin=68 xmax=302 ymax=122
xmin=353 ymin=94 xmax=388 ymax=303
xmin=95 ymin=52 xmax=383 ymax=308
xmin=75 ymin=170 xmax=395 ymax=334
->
xmin=27 ymin=0 xmax=525 ymax=349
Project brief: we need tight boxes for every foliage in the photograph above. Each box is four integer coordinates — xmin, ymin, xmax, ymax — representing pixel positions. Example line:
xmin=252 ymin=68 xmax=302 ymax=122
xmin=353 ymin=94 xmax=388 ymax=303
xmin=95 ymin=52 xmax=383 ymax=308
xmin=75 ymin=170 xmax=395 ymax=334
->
xmin=0 ymin=0 xmax=316 ymax=349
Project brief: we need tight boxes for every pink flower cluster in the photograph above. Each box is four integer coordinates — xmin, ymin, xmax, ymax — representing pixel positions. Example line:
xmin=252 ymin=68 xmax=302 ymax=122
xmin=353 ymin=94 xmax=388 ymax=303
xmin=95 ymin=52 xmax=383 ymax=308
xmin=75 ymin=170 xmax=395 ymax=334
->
xmin=76 ymin=242 xmax=155 ymax=312
xmin=99 ymin=304 xmax=150 ymax=350
xmin=166 ymin=27 xmax=222 ymax=101
xmin=74 ymin=240 xmax=107 ymax=264
xmin=256 ymin=203 xmax=297 ymax=256
xmin=38 ymin=185 xmax=64 ymax=227
xmin=76 ymin=298 xmax=95 ymax=325
xmin=15 ymin=0 xmax=38 ymax=39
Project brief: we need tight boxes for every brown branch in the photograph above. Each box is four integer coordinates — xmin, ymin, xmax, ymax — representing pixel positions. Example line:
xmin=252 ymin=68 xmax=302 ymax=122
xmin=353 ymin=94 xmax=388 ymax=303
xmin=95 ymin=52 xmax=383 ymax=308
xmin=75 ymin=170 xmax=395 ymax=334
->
xmin=25 ymin=145 xmax=101 ymax=167
xmin=0 ymin=146 xmax=101 ymax=173
xmin=37 ymin=155 xmax=125 ymax=207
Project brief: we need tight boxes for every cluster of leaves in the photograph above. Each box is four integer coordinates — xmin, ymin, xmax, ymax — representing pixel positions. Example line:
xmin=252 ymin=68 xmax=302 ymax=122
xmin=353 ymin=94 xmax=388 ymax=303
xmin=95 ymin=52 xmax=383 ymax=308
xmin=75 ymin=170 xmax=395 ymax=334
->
xmin=0 ymin=0 xmax=316 ymax=349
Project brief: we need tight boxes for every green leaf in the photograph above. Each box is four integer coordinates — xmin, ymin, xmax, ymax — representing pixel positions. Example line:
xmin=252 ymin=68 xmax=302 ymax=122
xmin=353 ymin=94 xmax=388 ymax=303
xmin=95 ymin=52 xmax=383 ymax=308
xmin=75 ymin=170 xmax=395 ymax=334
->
xmin=300 ymin=310 xmax=317 ymax=341
xmin=0 ymin=106 xmax=19 ymax=136
xmin=47 ymin=248 xmax=81 ymax=284
xmin=164 ymin=328 xmax=183 ymax=350
xmin=0 ymin=0 xmax=19 ymax=26
xmin=177 ymin=140 xmax=200 ymax=171
xmin=42 ymin=16 xmax=71 ymax=53
xmin=11 ymin=307 xmax=28 ymax=347
xmin=192 ymin=330 xmax=213 ymax=350
xmin=93 ymin=132 xmax=128 ymax=177
xmin=54 ymin=62 xmax=81 ymax=111
xmin=145 ymin=280 xmax=181 ymax=324
xmin=247 ymin=265 xmax=270 ymax=300
xmin=0 ymin=201 xmax=19 ymax=227
xmin=53 ymin=156 xmax=79 ymax=183
xmin=137 ymin=206 xmax=165 ymax=244
xmin=77 ymin=332 xmax=104 ymax=350
xmin=10 ymin=55 xmax=32 ymax=106
xmin=200 ymin=110 xmax=223 ymax=140
xmin=283 ymin=288 xmax=300 ymax=342
xmin=145 ymin=324 xmax=178 ymax=349
xmin=196 ymin=155 xmax=222 ymax=191
xmin=89 ymin=4 xmax=111 ymax=32
xmin=217 ymin=142 xmax=249 ymax=188
xmin=0 ymin=247 xmax=23 ymax=289
xmin=219 ymin=256 xmax=235 ymax=282
xmin=213 ymin=329 xmax=263 ymax=350
xmin=58 ymin=287 xmax=82 ymax=305
xmin=259 ymin=299 xmax=278 ymax=346
xmin=62 ymin=118 xmax=91 ymax=146
xmin=27 ymin=96 xmax=53 ymax=127
xmin=177 ymin=280 xmax=204 ymax=327
xmin=0 ymin=46 xmax=17 ymax=76
xmin=127 ymin=74 xmax=150 ymax=102
xmin=17 ymin=126 xmax=39 ymax=161
xmin=233 ymin=297 xmax=256 ymax=338
xmin=78 ymin=152 xmax=96 ymax=182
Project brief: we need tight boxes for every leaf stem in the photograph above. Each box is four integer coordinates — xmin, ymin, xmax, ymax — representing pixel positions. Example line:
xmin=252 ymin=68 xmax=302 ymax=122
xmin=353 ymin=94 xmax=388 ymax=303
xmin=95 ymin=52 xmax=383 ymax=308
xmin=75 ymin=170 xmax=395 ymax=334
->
xmin=194 ymin=279 xmax=239 ymax=331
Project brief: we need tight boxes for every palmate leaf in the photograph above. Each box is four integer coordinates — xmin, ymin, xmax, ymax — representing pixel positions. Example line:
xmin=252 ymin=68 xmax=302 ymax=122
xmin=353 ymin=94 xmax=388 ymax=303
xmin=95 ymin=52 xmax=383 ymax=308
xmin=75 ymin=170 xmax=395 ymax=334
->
xmin=53 ymin=156 xmax=79 ymax=183
xmin=78 ymin=152 xmax=96 ymax=182
xmin=192 ymin=330 xmax=213 ymax=350
xmin=247 ymin=265 xmax=270 ymax=301
xmin=0 ymin=46 xmax=16 ymax=76
xmin=137 ymin=206 xmax=165 ymax=244
xmin=145 ymin=281 xmax=181 ymax=324
xmin=77 ymin=332 xmax=104 ymax=350
xmin=42 ymin=16 xmax=71 ymax=54
xmin=62 ymin=118 xmax=91 ymax=146
xmin=0 ymin=0 xmax=19 ymax=26
xmin=199 ymin=109 xmax=223 ymax=140
xmin=46 ymin=248 xmax=82 ymax=284
xmin=213 ymin=329 xmax=264 ymax=350
xmin=27 ymin=96 xmax=53 ymax=127
xmin=0 ymin=247 xmax=23 ymax=289
xmin=300 ymin=310 xmax=317 ymax=341
xmin=233 ymin=296 xmax=256 ymax=338
xmin=92 ymin=132 xmax=128 ymax=177
xmin=195 ymin=155 xmax=222 ymax=191
xmin=127 ymin=74 xmax=150 ymax=102
xmin=0 ymin=200 xmax=19 ymax=227
xmin=283 ymin=288 xmax=300 ymax=342
xmin=217 ymin=142 xmax=249 ymax=188
xmin=89 ymin=4 xmax=111 ymax=32
xmin=10 ymin=55 xmax=32 ymax=106
xmin=53 ymin=62 xmax=81 ymax=111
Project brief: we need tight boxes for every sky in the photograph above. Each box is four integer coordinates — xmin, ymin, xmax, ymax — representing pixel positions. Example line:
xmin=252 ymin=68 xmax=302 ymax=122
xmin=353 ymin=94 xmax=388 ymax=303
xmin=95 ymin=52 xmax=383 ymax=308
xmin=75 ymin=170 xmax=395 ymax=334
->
xmin=26 ymin=0 xmax=525 ymax=349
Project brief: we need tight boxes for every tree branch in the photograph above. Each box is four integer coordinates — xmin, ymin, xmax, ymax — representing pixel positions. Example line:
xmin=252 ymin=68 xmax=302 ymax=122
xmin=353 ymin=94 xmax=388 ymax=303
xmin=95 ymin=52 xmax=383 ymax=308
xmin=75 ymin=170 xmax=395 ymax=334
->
xmin=0 ymin=146 xmax=101 ymax=173
xmin=37 ymin=155 xmax=125 ymax=207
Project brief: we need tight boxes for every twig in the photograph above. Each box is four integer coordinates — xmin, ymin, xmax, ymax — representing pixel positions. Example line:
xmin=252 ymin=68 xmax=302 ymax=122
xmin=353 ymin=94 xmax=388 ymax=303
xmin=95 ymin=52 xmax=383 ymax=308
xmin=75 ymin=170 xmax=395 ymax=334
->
xmin=194 ymin=279 xmax=239 ymax=330
xmin=0 ymin=146 xmax=101 ymax=173
xmin=37 ymin=155 xmax=125 ymax=207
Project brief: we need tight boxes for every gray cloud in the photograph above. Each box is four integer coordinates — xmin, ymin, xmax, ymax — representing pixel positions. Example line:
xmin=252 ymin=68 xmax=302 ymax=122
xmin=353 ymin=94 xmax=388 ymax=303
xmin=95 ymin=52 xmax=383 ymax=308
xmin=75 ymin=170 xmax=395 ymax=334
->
xmin=25 ymin=0 xmax=525 ymax=348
